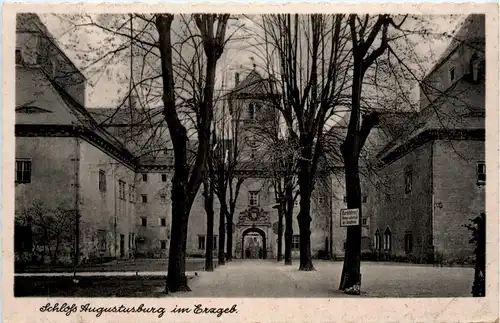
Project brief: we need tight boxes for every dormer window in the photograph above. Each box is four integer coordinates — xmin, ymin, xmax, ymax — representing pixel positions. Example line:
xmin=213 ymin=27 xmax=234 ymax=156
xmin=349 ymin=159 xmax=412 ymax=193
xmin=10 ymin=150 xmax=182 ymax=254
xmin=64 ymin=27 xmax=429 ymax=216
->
xmin=449 ymin=66 xmax=456 ymax=83
xmin=15 ymin=106 xmax=51 ymax=114
xmin=248 ymin=103 xmax=255 ymax=120
xmin=477 ymin=162 xmax=485 ymax=185
xmin=15 ymin=49 xmax=24 ymax=65
xmin=471 ymin=58 xmax=485 ymax=83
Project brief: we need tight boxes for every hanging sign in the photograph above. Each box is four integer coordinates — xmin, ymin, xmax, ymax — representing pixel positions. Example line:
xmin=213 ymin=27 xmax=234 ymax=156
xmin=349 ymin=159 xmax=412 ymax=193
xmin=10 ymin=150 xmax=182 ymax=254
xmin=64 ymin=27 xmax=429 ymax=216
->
xmin=340 ymin=208 xmax=360 ymax=227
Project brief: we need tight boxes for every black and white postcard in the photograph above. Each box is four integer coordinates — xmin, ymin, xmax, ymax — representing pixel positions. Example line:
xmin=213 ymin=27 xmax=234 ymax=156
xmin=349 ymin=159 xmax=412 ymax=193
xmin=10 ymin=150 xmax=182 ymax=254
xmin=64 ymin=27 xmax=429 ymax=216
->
xmin=2 ymin=3 xmax=499 ymax=322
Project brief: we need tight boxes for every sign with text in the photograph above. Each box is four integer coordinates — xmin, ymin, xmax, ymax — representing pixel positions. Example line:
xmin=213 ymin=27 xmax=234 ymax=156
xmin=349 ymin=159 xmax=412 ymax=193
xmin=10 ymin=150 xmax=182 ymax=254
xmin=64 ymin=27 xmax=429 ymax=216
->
xmin=340 ymin=208 xmax=360 ymax=227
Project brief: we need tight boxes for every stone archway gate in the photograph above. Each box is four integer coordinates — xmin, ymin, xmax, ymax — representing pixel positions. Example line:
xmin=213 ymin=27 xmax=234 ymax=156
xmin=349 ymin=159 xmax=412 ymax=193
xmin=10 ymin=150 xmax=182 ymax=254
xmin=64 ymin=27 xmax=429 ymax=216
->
xmin=234 ymin=206 xmax=272 ymax=259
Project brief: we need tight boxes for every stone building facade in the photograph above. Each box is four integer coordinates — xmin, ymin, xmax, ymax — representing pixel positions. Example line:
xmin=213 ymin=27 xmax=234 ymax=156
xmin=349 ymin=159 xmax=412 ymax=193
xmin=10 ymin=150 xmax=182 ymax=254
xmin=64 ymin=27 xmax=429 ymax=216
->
xmin=15 ymin=13 xmax=483 ymax=266
xmin=329 ymin=14 xmax=485 ymax=263
xmin=14 ymin=14 xmax=332 ymax=264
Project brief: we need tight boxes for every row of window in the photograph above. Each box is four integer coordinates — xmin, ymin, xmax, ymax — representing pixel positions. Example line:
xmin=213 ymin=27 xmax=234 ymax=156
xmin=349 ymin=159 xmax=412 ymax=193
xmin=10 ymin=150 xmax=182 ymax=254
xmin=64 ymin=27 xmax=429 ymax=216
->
xmin=15 ymin=161 xmax=487 ymax=197
xmin=448 ymin=55 xmax=485 ymax=84
xmin=198 ymin=235 xmax=219 ymax=250
xmin=141 ymin=217 xmax=167 ymax=227
xmin=141 ymin=173 xmax=169 ymax=183
xmin=337 ymin=161 xmax=486 ymax=198
xmin=374 ymin=229 xmax=392 ymax=251
xmin=97 ymin=231 xmax=137 ymax=254
xmin=138 ymin=194 xmax=167 ymax=204
xmin=98 ymin=171 xmax=169 ymax=193
xmin=343 ymin=196 xmax=368 ymax=203
xmin=374 ymin=229 xmax=414 ymax=254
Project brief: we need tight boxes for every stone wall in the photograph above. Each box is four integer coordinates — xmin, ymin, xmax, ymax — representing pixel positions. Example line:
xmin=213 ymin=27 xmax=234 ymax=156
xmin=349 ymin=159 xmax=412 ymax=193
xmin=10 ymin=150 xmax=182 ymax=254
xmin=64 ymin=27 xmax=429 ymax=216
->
xmin=432 ymin=139 xmax=485 ymax=262
xmin=78 ymin=140 xmax=136 ymax=262
xmin=369 ymin=141 xmax=434 ymax=262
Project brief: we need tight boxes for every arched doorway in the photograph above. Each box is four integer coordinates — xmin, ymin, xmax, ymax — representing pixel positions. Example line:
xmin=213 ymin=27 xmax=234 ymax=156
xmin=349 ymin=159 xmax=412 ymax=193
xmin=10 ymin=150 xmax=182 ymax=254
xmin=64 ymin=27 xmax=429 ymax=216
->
xmin=241 ymin=227 xmax=267 ymax=259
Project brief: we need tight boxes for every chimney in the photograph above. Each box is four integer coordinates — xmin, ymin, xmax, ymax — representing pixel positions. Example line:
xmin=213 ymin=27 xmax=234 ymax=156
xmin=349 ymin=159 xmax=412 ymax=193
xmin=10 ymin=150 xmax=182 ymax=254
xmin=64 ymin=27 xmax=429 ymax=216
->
xmin=235 ymin=72 xmax=240 ymax=87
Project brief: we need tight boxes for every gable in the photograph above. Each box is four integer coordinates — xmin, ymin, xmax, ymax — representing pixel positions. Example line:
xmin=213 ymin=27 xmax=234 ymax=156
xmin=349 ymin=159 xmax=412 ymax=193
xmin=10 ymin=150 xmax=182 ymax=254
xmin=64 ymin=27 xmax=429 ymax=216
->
xmin=15 ymin=67 xmax=80 ymax=126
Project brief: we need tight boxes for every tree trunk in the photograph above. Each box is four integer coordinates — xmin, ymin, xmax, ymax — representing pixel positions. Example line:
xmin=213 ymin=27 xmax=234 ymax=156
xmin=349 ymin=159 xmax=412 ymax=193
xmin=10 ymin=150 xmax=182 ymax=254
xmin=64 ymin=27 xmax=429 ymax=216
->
xmin=277 ymin=207 xmax=284 ymax=262
xmin=338 ymin=155 xmax=362 ymax=292
xmin=203 ymin=179 xmax=214 ymax=272
xmin=167 ymin=165 xmax=191 ymax=292
xmin=226 ymin=211 xmax=233 ymax=261
xmin=284 ymin=182 xmax=294 ymax=265
xmin=218 ymin=202 xmax=226 ymax=265
xmin=297 ymin=166 xmax=315 ymax=271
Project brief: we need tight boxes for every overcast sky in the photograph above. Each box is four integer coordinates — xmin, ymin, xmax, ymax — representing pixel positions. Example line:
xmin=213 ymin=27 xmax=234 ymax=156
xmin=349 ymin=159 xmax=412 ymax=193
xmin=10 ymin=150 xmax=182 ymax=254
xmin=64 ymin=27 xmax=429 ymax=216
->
xmin=40 ymin=14 xmax=465 ymax=109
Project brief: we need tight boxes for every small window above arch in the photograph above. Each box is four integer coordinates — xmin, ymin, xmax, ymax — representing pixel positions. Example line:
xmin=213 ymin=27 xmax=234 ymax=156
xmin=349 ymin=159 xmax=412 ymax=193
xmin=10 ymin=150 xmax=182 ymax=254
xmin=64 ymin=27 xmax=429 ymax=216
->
xmin=248 ymin=103 xmax=255 ymax=120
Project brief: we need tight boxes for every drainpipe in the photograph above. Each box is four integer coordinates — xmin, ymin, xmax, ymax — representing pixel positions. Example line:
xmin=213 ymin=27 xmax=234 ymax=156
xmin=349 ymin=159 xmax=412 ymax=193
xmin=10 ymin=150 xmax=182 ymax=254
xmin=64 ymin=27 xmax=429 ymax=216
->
xmin=329 ymin=175 xmax=334 ymax=259
xmin=73 ymin=137 xmax=81 ymax=266
xmin=329 ymin=194 xmax=333 ymax=259
xmin=114 ymin=164 xmax=118 ymax=259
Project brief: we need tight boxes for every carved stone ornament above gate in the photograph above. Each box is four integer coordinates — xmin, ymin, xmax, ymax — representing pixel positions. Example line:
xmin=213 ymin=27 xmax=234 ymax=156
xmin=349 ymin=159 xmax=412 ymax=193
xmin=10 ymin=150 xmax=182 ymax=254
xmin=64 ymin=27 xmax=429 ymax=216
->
xmin=237 ymin=206 xmax=271 ymax=226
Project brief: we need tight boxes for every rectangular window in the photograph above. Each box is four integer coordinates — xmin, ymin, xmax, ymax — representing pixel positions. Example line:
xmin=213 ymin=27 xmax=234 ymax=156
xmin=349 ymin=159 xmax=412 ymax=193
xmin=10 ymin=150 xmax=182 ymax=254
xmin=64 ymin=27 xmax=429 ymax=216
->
xmin=362 ymin=196 xmax=367 ymax=203
xmin=362 ymin=218 xmax=367 ymax=226
xmin=161 ymin=174 xmax=167 ymax=182
xmin=384 ymin=229 xmax=392 ymax=250
xmin=477 ymin=162 xmax=486 ymax=184
xmin=160 ymin=218 xmax=167 ymax=227
xmin=292 ymin=235 xmax=300 ymax=250
xmin=98 ymin=170 xmax=106 ymax=192
xmin=15 ymin=159 xmax=31 ymax=183
xmin=374 ymin=232 xmax=381 ymax=250
xmin=141 ymin=194 xmax=148 ymax=203
xmin=198 ymin=236 xmax=206 ymax=250
xmin=318 ymin=196 xmax=324 ymax=204
xmin=128 ymin=185 xmax=135 ymax=202
xmin=405 ymin=170 xmax=412 ymax=194
xmin=160 ymin=240 xmax=167 ymax=249
xmin=405 ymin=232 xmax=413 ymax=254
xmin=142 ymin=174 xmax=148 ymax=182
xmin=16 ymin=49 xmax=24 ymax=65
xmin=249 ymin=191 xmax=259 ymax=206
xmin=449 ymin=66 xmax=455 ymax=82
xmin=141 ymin=218 xmax=147 ymax=227
xmin=213 ymin=236 xmax=218 ymax=249
xmin=118 ymin=180 xmax=126 ymax=199
xmin=98 ymin=230 xmax=106 ymax=252
xmin=131 ymin=233 xmax=135 ymax=249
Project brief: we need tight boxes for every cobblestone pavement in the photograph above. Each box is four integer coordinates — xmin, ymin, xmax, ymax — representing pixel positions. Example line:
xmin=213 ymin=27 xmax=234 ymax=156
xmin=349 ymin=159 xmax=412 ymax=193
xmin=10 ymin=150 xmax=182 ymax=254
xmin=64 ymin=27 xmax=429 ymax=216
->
xmin=174 ymin=259 xmax=474 ymax=297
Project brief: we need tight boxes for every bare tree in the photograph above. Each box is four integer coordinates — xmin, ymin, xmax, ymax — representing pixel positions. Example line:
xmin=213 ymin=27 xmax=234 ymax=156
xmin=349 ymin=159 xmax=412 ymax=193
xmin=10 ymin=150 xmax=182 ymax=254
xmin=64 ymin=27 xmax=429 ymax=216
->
xmin=252 ymin=107 xmax=300 ymax=265
xmin=61 ymin=13 xmax=232 ymax=292
xmin=20 ymin=200 xmax=76 ymax=266
xmin=248 ymin=14 xmax=352 ymax=270
xmin=156 ymin=14 xmax=230 ymax=292
xmin=202 ymin=128 xmax=217 ymax=271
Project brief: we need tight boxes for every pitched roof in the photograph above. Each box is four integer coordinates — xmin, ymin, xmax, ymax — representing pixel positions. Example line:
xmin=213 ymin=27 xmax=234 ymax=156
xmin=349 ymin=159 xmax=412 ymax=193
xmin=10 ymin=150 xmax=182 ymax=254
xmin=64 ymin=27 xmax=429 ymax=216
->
xmin=423 ymin=14 xmax=485 ymax=83
xmin=89 ymin=107 xmax=164 ymax=126
xmin=16 ymin=67 xmax=81 ymax=126
xmin=231 ymin=69 xmax=275 ymax=96
xmin=377 ymin=77 xmax=484 ymax=161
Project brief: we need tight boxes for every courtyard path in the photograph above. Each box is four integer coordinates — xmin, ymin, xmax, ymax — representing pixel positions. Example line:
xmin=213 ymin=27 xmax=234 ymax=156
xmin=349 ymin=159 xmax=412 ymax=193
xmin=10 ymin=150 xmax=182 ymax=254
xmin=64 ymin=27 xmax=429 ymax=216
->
xmin=173 ymin=259 xmax=474 ymax=297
